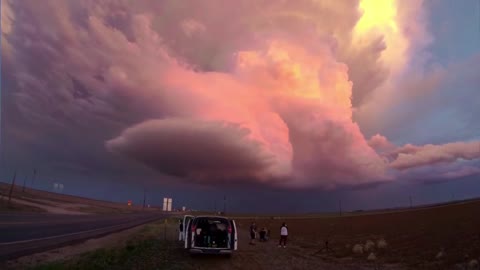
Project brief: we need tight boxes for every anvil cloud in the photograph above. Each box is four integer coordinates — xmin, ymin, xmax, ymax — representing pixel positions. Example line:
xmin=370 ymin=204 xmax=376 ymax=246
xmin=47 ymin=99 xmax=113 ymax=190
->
xmin=2 ymin=0 xmax=479 ymax=189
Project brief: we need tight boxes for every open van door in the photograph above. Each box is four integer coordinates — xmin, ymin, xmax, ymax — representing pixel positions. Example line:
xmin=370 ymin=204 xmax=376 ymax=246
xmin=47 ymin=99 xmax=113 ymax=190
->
xmin=230 ymin=219 xmax=238 ymax=250
xmin=183 ymin=215 xmax=194 ymax=249
xmin=183 ymin=215 xmax=194 ymax=235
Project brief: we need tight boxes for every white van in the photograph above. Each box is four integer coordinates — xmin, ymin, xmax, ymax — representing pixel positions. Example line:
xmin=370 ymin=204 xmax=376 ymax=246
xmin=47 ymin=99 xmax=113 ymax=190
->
xmin=183 ymin=215 xmax=238 ymax=255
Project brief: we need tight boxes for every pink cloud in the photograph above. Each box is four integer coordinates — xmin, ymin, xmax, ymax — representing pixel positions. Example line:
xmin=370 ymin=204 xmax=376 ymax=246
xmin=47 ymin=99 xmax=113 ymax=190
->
xmin=368 ymin=134 xmax=396 ymax=153
xmin=180 ymin=19 xmax=206 ymax=37
xmin=367 ymin=136 xmax=480 ymax=179
xmin=395 ymin=161 xmax=480 ymax=183
xmin=107 ymin=40 xmax=389 ymax=189
xmin=390 ymin=141 xmax=480 ymax=170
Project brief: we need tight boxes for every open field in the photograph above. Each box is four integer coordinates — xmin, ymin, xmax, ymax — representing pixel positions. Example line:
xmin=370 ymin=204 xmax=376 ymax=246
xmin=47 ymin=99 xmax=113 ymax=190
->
xmin=236 ymin=199 xmax=480 ymax=269
xmin=0 ymin=182 xmax=158 ymax=214
xmin=10 ymin=199 xmax=480 ymax=270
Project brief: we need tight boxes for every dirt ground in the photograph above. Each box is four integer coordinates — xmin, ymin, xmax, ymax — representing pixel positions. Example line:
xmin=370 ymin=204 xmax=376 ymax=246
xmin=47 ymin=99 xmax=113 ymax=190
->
xmin=237 ymin=199 xmax=480 ymax=269
xmin=181 ymin=228 xmax=391 ymax=270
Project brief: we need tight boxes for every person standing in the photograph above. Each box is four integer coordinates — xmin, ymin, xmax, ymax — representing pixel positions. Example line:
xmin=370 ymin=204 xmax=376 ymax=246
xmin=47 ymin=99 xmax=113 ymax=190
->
xmin=259 ymin=227 xmax=267 ymax=242
xmin=179 ymin=220 xmax=184 ymax=241
xmin=249 ymin=222 xmax=257 ymax=245
xmin=279 ymin=222 xmax=288 ymax=248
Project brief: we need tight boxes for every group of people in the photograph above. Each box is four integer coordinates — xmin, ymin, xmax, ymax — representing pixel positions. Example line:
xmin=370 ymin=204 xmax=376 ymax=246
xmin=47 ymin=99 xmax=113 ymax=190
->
xmin=250 ymin=222 xmax=288 ymax=248
xmin=179 ymin=219 xmax=289 ymax=248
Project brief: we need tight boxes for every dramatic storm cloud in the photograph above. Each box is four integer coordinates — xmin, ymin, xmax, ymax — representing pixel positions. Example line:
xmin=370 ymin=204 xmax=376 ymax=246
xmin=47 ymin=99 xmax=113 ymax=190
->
xmin=2 ymin=0 xmax=479 ymax=190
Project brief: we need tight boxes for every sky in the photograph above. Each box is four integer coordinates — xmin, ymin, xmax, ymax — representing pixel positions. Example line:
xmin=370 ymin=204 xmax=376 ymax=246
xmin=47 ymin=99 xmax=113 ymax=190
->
xmin=1 ymin=0 xmax=479 ymax=213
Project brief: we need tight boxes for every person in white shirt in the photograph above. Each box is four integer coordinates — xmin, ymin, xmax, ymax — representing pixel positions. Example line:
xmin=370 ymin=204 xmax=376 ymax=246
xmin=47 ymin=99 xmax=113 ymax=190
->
xmin=279 ymin=222 xmax=288 ymax=248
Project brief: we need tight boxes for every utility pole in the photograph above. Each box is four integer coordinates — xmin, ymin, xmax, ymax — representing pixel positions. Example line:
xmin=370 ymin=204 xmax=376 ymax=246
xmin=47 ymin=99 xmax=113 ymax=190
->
xmin=223 ymin=195 xmax=226 ymax=215
xmin=142 ymin=189 xmax=146 ymax=211
xmin=31 ymin=169 xmax=37 ymax=188
xmin=409 ymin=195 xmax=413 ymax=208
xmin=22 ymin=176 xmax=27 ymax=193
xmin=8 ymin=171 xmax=17 ymax=203
xmin=478 ymin=0 xmax=480 ymax=38
xmin=338 ymin=199 xmax=342 ymax=216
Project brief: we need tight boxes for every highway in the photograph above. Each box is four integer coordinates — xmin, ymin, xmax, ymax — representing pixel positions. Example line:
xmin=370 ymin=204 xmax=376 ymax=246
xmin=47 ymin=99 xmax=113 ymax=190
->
xmin=0 ymin=212 xmax=165 ymax=261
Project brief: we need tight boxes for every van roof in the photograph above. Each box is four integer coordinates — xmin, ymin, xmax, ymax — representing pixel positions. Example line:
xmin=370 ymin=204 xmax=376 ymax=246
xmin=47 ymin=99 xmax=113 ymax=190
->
xmin=194 ymin=216 xmax=230 ymax=220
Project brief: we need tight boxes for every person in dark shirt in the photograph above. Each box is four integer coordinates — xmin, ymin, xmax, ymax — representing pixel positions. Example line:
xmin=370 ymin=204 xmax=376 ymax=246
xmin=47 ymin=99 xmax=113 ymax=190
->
xmin=259 ymin=227 xmax=268 ymax=242
xmin=249 ymin=222 xmax=257 ymax=245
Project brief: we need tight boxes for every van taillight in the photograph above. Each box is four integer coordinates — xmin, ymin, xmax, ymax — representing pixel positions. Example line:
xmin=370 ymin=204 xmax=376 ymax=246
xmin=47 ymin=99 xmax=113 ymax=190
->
xmin=228 ymin=225 xmax=232 ymax=234
xmin=191 ymin=225 xmax=196 ymax=232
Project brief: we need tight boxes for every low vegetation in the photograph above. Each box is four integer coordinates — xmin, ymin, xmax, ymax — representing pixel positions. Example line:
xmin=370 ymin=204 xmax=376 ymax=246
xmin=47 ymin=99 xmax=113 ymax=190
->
xmin=31 ymin=220 xmax=190 ymax=270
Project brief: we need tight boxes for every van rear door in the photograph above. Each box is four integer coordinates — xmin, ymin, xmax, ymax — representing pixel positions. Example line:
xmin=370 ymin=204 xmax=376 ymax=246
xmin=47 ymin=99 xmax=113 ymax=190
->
xmin=183 ymin=215 xmax=194 ymax=235
xmin=183 ymin=215 xmax=194 ymax=249
xmin=230 ymin=219 xmax=238 ymax=250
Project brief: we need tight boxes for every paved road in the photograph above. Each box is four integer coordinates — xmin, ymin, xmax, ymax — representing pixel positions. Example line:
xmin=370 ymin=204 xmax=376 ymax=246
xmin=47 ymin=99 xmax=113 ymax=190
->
xmin=0 ymin=211 xmax=165 ymax=261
